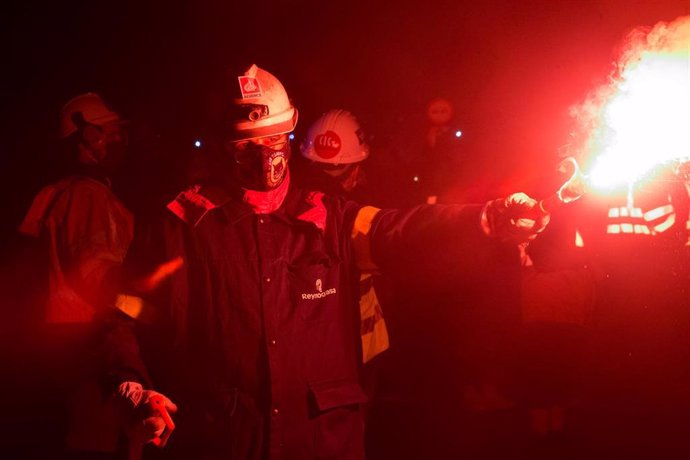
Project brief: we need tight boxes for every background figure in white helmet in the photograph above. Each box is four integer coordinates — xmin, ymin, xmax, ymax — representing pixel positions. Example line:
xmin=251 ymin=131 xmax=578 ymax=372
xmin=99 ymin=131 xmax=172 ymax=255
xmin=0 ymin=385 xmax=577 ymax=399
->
xmin=297 ymin=109 xmax=370 ymax=196
xmin=16 ymin=92 xmax=132 ymax=458
xmin=298 ymin=108 xmax=390 ymax=399
xmin=104 ymin=63 xmax=550 ymax=460
xmin=59 ymin=93 xmax=129 ymax=180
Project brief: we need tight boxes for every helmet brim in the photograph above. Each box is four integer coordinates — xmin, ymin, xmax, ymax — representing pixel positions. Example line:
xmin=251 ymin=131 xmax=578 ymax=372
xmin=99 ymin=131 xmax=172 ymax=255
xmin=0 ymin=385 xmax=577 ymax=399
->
xmin=228 ymin=109 xmax=298 ymax=142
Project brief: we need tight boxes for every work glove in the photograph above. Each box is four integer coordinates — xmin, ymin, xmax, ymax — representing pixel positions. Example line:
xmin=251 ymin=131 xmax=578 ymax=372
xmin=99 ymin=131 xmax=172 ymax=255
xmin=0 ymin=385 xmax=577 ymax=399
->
xmin=481 ymin=192 xmax=550 ymax=244
xmin=117 ymin=381 xmax=177 ymax=447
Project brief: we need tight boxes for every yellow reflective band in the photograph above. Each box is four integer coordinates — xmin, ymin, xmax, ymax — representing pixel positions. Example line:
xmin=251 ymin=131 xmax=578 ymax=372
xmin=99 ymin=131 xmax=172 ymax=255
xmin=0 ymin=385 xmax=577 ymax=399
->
xmin=634 ymin=224 xmax=650 ymax=235
xmin=644 ymin=204 xmax=674 ymax=222
xmin=652 ymin=214 xmax=675 ymax=234
xmin=607 ymin=224 xmax=621 ymax=234
xmin=114 ymin=294 xmax=158 ymax=324
xmin=575 ymin=229 xmax=584 ymax=247
xmin=115 ymin=294 xmax=144 ymax=319
xmin=361 ymin=323 xmax=390 ymax=363
xmin=359 ymin=274 xmax=389 ymax=363
xmin=352 ymin=206 xmax=381 ymax=272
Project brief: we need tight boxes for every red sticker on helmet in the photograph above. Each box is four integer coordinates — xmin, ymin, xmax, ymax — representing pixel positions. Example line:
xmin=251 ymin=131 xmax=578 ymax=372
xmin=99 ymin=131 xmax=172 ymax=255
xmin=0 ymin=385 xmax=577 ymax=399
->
xmin=238 ymin=76 xmax=262 ymax=99
xmin=314 ymin=131 xmax=341 ymax=159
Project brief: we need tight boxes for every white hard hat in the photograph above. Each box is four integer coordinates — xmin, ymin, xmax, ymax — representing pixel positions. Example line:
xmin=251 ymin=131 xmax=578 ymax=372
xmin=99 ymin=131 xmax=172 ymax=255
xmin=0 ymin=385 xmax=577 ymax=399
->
xmin=228 ymin=64 xmax=298 ymax=141
xmin=60 ymin=92 xmax=122 ymax=138
xmin=300 ymin=109 xmax=369 ymax=165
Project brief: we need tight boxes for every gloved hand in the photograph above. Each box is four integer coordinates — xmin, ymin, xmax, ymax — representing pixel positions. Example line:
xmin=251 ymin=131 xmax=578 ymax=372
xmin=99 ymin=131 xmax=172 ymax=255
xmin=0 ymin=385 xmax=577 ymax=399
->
xmin=117 ymin=381 xmax=178 ymax=446
xmin=481 ymin=192 xmax=550 ymax=244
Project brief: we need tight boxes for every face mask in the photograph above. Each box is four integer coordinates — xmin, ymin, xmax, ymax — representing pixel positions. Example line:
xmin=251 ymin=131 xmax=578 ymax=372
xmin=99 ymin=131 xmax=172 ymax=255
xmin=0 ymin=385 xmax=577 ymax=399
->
xmin=233 ymin=142 xmax=290 ymax=191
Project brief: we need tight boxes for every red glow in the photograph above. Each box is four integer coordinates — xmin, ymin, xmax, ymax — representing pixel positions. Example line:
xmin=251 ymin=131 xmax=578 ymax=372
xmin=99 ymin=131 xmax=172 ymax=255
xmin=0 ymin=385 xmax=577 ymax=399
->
xmin=571 ymin=15 xmax=690 ymax=189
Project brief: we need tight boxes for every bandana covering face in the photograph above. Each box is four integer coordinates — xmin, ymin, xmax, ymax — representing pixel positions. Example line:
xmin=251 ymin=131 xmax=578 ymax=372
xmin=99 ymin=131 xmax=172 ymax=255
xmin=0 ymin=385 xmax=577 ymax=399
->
xmin=243 ymin=169 xmax=291 ymax=214
xmin=234 ymin=142 xmax=291 ymax=191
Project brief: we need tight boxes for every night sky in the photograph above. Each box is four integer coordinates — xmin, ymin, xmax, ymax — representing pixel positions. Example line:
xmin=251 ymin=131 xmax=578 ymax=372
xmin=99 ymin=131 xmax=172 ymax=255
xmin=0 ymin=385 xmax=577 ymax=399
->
xmin=1 ymin=0 xmax=688 ymax=241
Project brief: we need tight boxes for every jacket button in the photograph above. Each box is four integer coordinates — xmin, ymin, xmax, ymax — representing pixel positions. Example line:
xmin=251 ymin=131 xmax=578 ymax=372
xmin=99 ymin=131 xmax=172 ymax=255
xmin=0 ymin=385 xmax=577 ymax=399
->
xmin=272 ymin=407 xmax=280 ymax=416
xmin=264 ymin=277 xmax=271 ymax=283
xmin=269 ymin=339 xmax=277 ymax=346
xmin=259 ymin=218 xmax=265 ymax=224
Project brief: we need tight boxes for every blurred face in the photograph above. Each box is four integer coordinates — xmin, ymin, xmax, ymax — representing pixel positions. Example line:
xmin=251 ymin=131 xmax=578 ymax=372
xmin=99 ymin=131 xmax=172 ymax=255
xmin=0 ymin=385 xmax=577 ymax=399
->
xmin=101 ymin=122 xmax=128 ymax=168
xmin=78 ymin=122 xmax=127 ymax=169
xmin=426 ymin=98 xmax=453 ymax=126
xmin=319 ymin=162 xmax=363 ymax=193
xmin=226 ymin=133 xmax=290 ymax=190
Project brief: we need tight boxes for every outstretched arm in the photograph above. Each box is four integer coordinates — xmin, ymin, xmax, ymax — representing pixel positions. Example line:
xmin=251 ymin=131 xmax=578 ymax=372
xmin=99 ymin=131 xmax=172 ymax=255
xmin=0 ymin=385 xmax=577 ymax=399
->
xmin=352 ymin=194 xmax=549 ymax=287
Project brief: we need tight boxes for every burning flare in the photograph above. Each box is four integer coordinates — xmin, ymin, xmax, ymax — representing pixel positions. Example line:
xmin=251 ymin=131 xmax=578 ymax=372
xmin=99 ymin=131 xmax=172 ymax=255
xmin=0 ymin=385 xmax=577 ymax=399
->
xmin=570 ymin=15 xmax=690 ymax=189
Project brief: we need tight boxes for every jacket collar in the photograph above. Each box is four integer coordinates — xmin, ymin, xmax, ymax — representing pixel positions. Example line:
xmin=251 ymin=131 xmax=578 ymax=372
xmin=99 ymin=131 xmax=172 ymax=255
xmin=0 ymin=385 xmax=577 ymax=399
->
xmin=217 ymin=174 xmax=328 ymax=232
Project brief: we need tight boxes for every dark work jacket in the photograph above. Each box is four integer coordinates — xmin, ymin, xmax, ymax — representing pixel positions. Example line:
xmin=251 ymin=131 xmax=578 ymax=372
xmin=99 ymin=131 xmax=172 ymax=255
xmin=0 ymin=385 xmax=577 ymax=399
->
xmin=107 ymin=183 xmax=517 ymax=460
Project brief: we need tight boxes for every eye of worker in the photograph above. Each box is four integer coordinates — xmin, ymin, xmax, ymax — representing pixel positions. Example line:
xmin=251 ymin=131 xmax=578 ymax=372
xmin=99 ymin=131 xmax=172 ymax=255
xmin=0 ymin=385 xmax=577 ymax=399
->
xmin=231 ymin=133 xmax=288 ymax=152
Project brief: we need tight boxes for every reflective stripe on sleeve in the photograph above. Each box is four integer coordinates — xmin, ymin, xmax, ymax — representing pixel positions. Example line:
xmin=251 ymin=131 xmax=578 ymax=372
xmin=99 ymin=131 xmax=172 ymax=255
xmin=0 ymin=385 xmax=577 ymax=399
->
xmin=359 ymin=273 xmax=389 ymax=363
xmin=114 ymin=294 xmax=157 ymax=324
xmin=115 ymin=294 xmax=144 ymax=319
xmin=351 ymin=206 xmax=381 ymax=272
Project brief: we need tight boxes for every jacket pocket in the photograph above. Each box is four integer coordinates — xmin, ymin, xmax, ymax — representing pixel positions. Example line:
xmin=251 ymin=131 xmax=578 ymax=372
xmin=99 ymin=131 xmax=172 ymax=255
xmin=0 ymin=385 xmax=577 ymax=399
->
xmin=309 ymin=378 xmax=368 ymax=413
xmin=309 ymin=379 xmax=367 ymax=459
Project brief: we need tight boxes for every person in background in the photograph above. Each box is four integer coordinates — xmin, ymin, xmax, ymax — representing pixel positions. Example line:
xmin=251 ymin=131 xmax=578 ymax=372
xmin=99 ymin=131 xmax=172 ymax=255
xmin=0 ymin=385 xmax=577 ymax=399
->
xmin=297 ymin=107 xmax=390 ymax=376
xmin=297 ymin=110 xmax=369 ymax=195
xmin=407 ymin=97 xmax=465 ymax=205
xmin=17 ymin=93 xmax=133 ymax=458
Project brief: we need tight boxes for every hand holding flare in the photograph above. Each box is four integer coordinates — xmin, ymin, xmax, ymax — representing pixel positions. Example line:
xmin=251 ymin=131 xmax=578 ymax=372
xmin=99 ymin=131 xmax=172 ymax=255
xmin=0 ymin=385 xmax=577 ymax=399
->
xmin=482 ymin=157 xmax=586 ymax=244
xmin=538 ymin=157 xmax=587 ymax=214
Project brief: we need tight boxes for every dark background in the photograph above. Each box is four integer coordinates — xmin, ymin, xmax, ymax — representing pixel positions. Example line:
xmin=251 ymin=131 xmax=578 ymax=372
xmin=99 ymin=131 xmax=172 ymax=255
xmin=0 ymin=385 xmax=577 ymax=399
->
xmin=1 ymin=0 xmax=688 ymax=235
xmin=1 ymin=1 xmax=689 ymax=458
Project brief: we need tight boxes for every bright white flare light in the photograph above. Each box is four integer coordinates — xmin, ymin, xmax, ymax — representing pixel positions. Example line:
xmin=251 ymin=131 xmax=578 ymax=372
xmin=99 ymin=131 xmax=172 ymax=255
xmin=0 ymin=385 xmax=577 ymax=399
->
xmin=590 ymin=56 xmax=690 ymax=188
xmin=455 ymin=130 xmax=463 ymax=138
xmin=574 ymin=15 xmax=690 ymax=189
xmin=194 ymin=140 xmax=202 ymax=148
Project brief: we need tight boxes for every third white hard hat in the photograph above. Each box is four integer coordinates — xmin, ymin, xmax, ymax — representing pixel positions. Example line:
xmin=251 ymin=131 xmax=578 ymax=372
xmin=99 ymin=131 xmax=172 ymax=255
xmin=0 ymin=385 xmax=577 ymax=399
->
xmin=60 ymin=93 xmax=122 ymax=138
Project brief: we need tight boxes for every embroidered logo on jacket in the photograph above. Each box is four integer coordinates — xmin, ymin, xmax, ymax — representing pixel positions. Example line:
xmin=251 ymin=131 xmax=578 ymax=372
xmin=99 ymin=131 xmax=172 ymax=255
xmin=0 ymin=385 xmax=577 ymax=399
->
xmin=301 ymin=278 xmax=336 ymax=300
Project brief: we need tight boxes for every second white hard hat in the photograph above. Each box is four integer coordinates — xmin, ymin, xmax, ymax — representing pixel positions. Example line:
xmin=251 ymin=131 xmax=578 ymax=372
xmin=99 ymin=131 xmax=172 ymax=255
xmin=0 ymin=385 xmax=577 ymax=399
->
xmin=300 ymin=109 xmax=369 ymax=165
